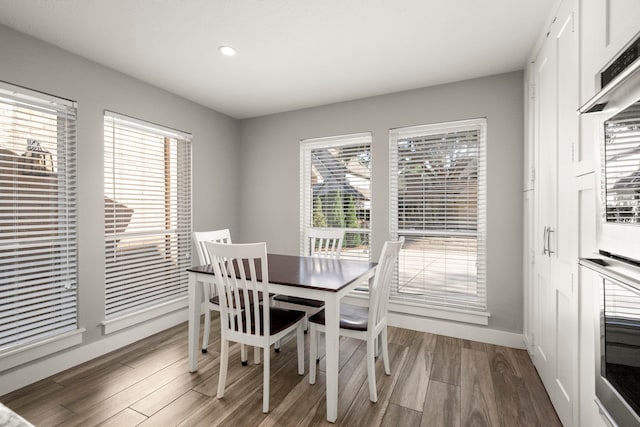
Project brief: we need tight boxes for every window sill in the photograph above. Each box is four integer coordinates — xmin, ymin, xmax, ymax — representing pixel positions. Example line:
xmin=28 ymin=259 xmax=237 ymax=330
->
xmin=0 ymin=328 xmax=85 ymax=371
xmin=102 ymin=296 xmax=188 ymax=334
xmin=343 ymin=292 xmax=490 ymax=325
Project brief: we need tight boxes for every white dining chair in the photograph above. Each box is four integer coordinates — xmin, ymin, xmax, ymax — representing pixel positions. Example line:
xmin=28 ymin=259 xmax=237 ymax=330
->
xmin=193 ymin=229 xmax=263 ymax=364
xmin=308 ymin=238 xmax=403 ymax=403
xmin=273 ymin=228 xmax=345 ymax=333
xmin=204 ymin=241 xmax=305 ymax=413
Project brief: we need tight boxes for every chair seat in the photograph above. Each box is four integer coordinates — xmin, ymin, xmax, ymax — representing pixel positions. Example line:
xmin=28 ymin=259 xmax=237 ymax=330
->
xmin=308 ymin=303 xmax=368 ymax=331
xmin=210 ymin=290 xmax=265 ymax=308
xmin=232 ymin=306 xmax=305 ymax=336
xmin=272 ymin=295 xmax=324 ymax=308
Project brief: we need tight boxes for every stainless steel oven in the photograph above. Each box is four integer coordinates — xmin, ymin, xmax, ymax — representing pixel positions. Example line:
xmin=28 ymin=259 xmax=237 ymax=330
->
xmin=581 ymin=31 xmax=640 ymax=262
xmin=599 ymin=266 xmax=640 ymax=426
xmin=583 ymin=256 xmax=640 ymax=427
xmin=581 ymin=30 xmax=640 ymax=426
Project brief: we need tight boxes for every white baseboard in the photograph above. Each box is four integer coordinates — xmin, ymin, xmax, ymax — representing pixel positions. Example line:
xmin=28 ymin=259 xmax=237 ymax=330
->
xmin=1 ymin=304 xmax=525 ymax=397
xmin=0 ymin=309 xmax=188 ymax=396
xmin=388 ymin=311 xmax=525 ymax=349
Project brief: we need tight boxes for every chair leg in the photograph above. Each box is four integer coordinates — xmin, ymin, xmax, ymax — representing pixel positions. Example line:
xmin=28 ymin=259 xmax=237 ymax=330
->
xmin=381 ymin=327 xmax=390 ymax=375
xmin=373 ymin=336 xmax=380 ymax=359
xmin=202 ymin=310 xmax=210 ymax=353
xmin=273 ymin=299 xmax=281 ymax=352
xmin=297 ymin=323 xmax=305 ymax=375
xmin=309 ymin=323 xmax=317 ymax=384
xmin=217 ymin=339 xmax=229 ymax=399
xmin=263 ymin=346 xmax=270 ymax=413
xmin=254 ymin=346 xmax=261 ymax=364
xmin=366 ymin=338 xmax=378 ymax=403
xmin=241 ymin=344 xmax=248 ymax=366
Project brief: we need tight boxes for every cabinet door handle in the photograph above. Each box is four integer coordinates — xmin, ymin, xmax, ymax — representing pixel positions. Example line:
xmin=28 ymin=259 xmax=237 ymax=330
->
xmin=547 ymin=227 xmax=555 ymax=256
xmin=542 ymin=226 xmax=548 ymax=255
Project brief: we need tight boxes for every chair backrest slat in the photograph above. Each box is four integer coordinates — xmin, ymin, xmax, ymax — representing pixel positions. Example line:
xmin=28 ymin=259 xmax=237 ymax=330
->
xmin=306 ymin=228 xmax=345 ymax=259
xmin=193 ymin=229 xmax=232 ymax=265
xmin=369 ymin=238 xmax=404 ymax=331
xmin=204 ymin=242 xmax=269 ymax=339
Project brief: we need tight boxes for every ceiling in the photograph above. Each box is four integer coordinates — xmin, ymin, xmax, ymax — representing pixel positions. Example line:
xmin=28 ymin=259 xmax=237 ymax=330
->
xmin=0 ymin=0 xmax=555 ymax=119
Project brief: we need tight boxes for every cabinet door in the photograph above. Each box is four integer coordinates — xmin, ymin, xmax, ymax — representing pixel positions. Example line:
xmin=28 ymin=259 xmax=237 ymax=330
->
xmin=532 ymin=1 xmax=579 ymax=425
xmin=533 ymin=28 xmax=556 ymax=382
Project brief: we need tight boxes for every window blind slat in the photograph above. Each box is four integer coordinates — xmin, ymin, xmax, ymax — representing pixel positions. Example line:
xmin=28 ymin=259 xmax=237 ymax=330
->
xmin=0 ymin=86 xmax=78 ymax=352
xmin=104 ymin=113 xmax=192 ymax=319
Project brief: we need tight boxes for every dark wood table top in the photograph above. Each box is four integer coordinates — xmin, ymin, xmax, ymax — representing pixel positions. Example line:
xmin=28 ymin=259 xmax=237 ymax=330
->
xmin=188 ymin=253 xmax=376 ymax=293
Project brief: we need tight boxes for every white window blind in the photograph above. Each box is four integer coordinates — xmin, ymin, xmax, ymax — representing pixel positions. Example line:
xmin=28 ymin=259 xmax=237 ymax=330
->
xmin=300 ymin=133 xmax=372 ymax=261
xmin=0 ymin=83 xmax=78 ymax=352
xmin=104 ymin=112 xmax=192 ymax=319
xmin=390 ymin=119 xmax=487 ymax=311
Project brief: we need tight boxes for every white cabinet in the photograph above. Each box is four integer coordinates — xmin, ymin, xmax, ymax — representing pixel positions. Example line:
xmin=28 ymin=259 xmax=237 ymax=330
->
xmin=527 ymin=0 xmax=580 ymax=425
xmin=526 ymin=1 xmax=640 ymax=426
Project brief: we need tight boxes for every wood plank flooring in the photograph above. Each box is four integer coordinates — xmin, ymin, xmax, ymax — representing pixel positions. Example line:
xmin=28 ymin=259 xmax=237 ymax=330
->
xmin=1 ymin=314 xmax=561 ymax=426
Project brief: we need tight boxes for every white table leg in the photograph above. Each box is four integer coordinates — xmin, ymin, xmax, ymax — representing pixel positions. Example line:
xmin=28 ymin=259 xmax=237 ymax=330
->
xmin=188 ymin=273 xmax=201 ymax=372
xmin=324 ymin=297 xmax=339 ymax=423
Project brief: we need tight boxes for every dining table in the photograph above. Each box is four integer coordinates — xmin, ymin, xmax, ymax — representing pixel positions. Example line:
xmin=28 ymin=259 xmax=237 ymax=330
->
xmin=187 ymin=253 xmax=377 ymax=423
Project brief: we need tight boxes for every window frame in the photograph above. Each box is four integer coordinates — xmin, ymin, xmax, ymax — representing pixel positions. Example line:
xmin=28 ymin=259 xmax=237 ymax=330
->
xmin=299 ymin=132 xmax=372 ymax=263
xmin=102 ymin=111 xmax=192 ymax=333
xmin=0 ymin=82 xmax=83 ymax=369
xmin=389 ymin=118 xmax=489 ymax=322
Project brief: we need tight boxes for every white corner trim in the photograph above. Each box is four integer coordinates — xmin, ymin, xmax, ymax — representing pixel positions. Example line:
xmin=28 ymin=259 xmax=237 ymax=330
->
xmin=0 ymin=328 xmax=85 ymax=372
xmin=101 ymin=296 xmax=188 ymax=334
xmin=388 ymin=311 xmax=525 ymax=349
xmin=0 ymin=309 xmax=188 ymax=396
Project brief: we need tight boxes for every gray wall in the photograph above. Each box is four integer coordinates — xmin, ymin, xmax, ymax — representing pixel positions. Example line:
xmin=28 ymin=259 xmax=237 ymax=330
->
xmin=0 ymin=24 xmax=240 ymax=346
xmin=0 ymin=18 xmax=525 ymax=376
xmin=239 ymin=71 xmax=525 ymax=333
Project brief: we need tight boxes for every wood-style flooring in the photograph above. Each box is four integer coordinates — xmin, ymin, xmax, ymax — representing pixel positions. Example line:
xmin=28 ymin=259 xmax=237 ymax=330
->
xmin=1 ymin=314 xmax=561 ymax=426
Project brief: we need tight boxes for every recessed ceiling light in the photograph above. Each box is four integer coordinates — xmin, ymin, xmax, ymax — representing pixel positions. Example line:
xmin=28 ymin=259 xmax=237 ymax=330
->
xmin=218 ymin=45 xmax=236 ymax=56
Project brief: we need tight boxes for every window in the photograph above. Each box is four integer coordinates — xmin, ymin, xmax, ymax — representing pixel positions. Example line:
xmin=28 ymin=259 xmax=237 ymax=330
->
xmin=300 ymin=133 xmax=371 ymax=261
xmin=390 ymin=119 xmax=487 ymax=312
xmin=104 ymin=112 xmax=192 ymax=328
xmin=0 ymin=83 xmax=79 ymax=355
